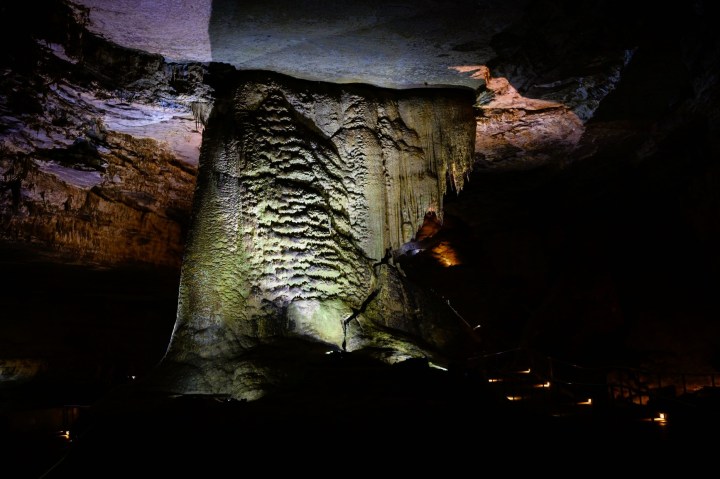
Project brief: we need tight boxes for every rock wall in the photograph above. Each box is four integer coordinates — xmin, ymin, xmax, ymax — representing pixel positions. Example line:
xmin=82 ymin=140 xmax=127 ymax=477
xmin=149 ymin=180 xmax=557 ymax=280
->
xmin=158 ymin=71 xmax=478 ymax=399
xmin=0 ymin=132 xmax=196 ymax=267
xmin=0 ymin=0 xmax=209 ymax=268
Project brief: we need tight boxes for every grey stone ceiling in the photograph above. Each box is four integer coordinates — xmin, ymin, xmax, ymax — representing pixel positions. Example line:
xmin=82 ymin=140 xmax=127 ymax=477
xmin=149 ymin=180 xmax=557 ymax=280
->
xmin=74 ymin=0 xmax=527 ymax=89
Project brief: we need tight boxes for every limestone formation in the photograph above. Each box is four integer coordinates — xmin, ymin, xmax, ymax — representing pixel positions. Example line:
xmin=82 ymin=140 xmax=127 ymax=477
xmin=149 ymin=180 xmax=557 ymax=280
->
xmin=0 ymin=131 xmax=197 ymax=267
xmin=157 ymin=71 xmax=479 ymax=399
xmin=0 ymin=1 xmax=209 ymax=268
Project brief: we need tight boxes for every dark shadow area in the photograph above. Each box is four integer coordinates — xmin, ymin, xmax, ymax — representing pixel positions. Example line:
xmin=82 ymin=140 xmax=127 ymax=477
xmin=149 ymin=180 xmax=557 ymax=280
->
xmin=402 ymin=116 xmax=720 ymax=371
xmin=401 ymin=0 xmax=720 ymax=372
xmin=16 ymin=352 xmax=711 ymax=478
xmin=0 ymin=250 xmax=180 ymax=478
xmin=0 ymin=250 xmax=180 ymax=383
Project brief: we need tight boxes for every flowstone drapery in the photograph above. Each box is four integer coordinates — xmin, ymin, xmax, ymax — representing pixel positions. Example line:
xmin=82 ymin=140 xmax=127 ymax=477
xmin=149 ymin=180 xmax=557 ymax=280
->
xmin=154 ymin=71 xmax=478 ymax=399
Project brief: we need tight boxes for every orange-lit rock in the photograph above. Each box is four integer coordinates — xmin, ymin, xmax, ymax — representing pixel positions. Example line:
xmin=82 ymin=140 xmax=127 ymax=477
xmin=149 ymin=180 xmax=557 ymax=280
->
xmin=1 ymin=132 xmax=197 ymax=268
xmin=453 ymin=65 xmax=584 ymax=169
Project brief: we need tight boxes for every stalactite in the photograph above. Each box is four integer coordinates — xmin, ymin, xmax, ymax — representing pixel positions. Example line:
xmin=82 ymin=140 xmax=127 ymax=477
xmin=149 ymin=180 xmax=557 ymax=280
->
xmin=379 ymin=96 xmax=474 ymax=250
xmin=191 ymin=101 xmax=212 ymax=131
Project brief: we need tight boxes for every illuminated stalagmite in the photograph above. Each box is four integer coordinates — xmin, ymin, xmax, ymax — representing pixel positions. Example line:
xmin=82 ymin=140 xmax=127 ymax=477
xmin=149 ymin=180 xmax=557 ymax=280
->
xmin=154 ymin=71 xmax=478 ymax=399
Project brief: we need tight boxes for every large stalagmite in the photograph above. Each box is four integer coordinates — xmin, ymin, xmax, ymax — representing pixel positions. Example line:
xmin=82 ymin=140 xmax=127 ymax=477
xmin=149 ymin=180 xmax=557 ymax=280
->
xmin=153 ymin=71 xmax=478 ymax=399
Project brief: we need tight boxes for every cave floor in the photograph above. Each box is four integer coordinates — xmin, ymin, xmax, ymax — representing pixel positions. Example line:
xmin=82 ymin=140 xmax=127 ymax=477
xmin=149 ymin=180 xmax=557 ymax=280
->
xmin=3 ymin=352 xmax=718 ymax=478
xmin=1 ymin=253 xmax=719 ymax=477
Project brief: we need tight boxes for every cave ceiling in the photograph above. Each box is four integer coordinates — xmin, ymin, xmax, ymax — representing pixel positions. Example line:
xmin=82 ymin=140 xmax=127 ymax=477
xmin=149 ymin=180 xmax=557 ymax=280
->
xmin=74 ymin=0 xmax=525 ymax=89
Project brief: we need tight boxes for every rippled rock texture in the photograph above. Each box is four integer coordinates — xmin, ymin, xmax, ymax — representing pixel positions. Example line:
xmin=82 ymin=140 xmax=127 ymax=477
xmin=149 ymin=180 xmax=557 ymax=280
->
xmin=156 ymin=71 xmax=479 ymax=399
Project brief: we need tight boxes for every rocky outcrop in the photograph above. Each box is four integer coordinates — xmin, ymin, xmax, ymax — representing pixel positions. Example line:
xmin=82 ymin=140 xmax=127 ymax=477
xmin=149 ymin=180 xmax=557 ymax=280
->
xmin=0 ymin=358 xmax=47 ymax=387
xmin=155 ymin=71 xmax=479 ymax=399
xmin=455 ymin=65 xmax=585 ymax=170
xmin=1 ymin=130 xmax=197 ymax=267
xmin=0 ymin=0 xmax=209 ymax=267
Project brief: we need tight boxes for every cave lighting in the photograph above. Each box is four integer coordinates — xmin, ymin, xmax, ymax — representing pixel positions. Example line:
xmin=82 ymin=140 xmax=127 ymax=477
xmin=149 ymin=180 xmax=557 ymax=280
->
xmin=428 ymin=362 xmax=448 ymax=371
xmin=506 ymin=396 xmax=523 ymax=401
xmin=487 ymin=378 xmax=503 ymax=383
xmin=644 ymin=412 xmax=668 ymax=425
xmin=577 ymin=398 xmax=592 ymax=406
xmin=534 ymin=381 xmax=551 ymax=388
xmin=430 ymin=242 xmax=461 ymax=267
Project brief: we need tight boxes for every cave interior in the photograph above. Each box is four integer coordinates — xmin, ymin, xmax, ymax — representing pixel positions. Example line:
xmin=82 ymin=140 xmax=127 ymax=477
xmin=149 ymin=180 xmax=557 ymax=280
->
xmin=2 ymin=0 xmax=720 ymax=473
